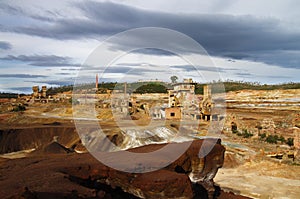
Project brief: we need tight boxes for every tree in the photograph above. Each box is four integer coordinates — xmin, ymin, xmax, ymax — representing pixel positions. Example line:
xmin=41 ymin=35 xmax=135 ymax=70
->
xmin=170 ymin=76 xmax=178 ymax=83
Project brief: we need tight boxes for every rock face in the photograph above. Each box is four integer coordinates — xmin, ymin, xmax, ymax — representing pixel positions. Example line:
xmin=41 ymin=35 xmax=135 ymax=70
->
xmin=0 ymin=127 xmax=79 ymax=154
xmin=0 ymin=139 xmax=227 ymax=199
xmin=167 ymin=139 xmax=225 ymax=197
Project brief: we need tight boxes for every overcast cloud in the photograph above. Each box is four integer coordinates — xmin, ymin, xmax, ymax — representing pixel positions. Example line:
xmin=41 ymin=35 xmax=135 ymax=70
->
xmin=0 ymin=0 xmax=299 ymax=93
xmin=0 ymin=41 xmax=12 ymax=50
xmin=0 ymin=55 xmax=80 ymax=67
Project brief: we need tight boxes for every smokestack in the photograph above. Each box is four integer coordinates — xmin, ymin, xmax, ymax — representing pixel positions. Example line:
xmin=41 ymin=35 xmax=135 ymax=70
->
xmin=96 ymin=74 xmax=99 ymax=90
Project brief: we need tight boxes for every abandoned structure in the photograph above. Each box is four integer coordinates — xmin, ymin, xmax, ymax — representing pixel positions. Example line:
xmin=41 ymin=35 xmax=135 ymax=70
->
xmin=168 ymin=78 xmax=195 ymax=107
xmin=200 ymin=85 xmax=213 ymax=121
xmin=32 ymin=85 xmax=50 ymax=102
xmin=111 ymin=82 xmax=130 ymax=116
xmin=151 ymin=105 xmax=165 ymax=119
xmin=294 ymin=114 xmax=300 ymax=149
xmin=96 ymin=77 xmax=219 ymax=122
xmin=165 ymin=107 xmax=181 ymax=120
xmin=166 ymin=78 xmax=217 ymax=121
xmin=293 ymin=114 xmax=300 ymax=160
xmin=41 ymin=86 xmax=47 ymax=98
xmin=166 ymin=78 xmax=200 ymax=120
xmin=32 ymin=86 xmax=39 ymax=98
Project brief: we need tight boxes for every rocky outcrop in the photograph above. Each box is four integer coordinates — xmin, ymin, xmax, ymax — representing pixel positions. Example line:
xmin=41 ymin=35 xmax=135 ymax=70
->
xmin=0 ymin=127 xmax=79 ymax=154
xmin=0 ymin=139 xmax=227 ymax=199
xmin=64 ymin=139 xmax=224 ymax=199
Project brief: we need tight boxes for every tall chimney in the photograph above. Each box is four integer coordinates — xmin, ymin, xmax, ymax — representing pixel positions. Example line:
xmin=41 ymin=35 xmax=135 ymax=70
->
xmin=96 ymin=74 xmax=99 ymax=90
xmin=124 ymin=82 xmax=127 ymax=95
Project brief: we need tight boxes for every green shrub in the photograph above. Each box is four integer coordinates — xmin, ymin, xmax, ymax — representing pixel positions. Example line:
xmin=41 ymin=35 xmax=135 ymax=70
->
xmin=232 ymin=129 xmax=238 ymax=134
xmin=266 ymin=135 xmax=277 ymax=144
xmin=286 ymin=138 xmax=294 ymax=146
xmin=259 ymin=133 xmax=266 ymax=139
xmin=243 ymin=131 xmax=254 ymax=138
xmin=12 ymin=104 xmax=26 ymax=112
xmin=278 ymin=136 xmax=285 ymax=143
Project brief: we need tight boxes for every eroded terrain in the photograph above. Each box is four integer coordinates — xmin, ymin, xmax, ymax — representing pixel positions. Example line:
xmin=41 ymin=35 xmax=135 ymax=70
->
xmin=0 ymin=88 xmax=300 ymax=198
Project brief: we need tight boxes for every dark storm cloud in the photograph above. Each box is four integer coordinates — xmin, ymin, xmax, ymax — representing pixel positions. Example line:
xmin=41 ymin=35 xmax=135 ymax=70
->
xmin=0 ymin=74 xmax=47 ymax=78
xmin=234 ymin=72 xmax=291 ymax=79
xmin=171 ymin=65 xmax=220 ymax=72
xmin=29 ymin=79 xmax=75 ymax=86
xmin=9 ymin=87 xmax=33 ymax=93
xmin=61 ymin=68 xmax=79 ymax=71
xmin=0 ymin=3 xmax=61 ymax=23
xmin=55 ymin=72 xmax=76 ymax=75
xmin=170 ymin=65 xmax=238 ymax=72
xmin=0 ymin=55 xmax=80 ymax=67
xmin=132 ymin=48 xmax=175 ymax=56
xmin=115 ymin=62 xmax=158 ymax=67
xmin=235 ymin=72 xmax=253 ymax=77
xmin=82 ymin=65 xmax=164 ymax=75
xmin=0 ymin=41 xmax=12 ymax=50
xmin=265 ymin=75 xmax=291 ymax=79
xmin=1 ymin=1 xmax=300 ymax=69
xmin=105 ymin=66 xmax=132 ymax=73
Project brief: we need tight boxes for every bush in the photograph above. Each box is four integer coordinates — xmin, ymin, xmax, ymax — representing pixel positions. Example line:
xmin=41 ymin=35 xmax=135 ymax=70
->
xmin=259 ymin=133 xmax=266 ymax=139
xmin=231 ymin=122 xmax=238 ymax=134
xmin=243 ymin=131 xmax=254 ymax=138
xmin=12 ymin=104 xmax=26 ymax=112
xmin=232 ymin=129 xmax=238 ymax=134
xmin=265 ymin=135 xmax=277 ymax=144
xmin=286 ymin=138 xmax=294 ymax=146
xmin=278 ymin=135 xmax=285 ymax=143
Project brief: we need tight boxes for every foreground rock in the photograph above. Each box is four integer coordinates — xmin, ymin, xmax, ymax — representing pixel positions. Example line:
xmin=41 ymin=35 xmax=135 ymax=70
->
xmin=0 ymin=139 xmax=249 ymax=199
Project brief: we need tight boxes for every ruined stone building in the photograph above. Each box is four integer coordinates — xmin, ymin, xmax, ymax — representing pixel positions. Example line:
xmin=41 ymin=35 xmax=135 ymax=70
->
xmin=168 ymin=78 xmax=195 ymax=108
xmin=293 ymin=114 xmax=300 ymax=149
xmin=32 ymin=86 xmax=39 ymax=98
xmin=110 ymin=83 xmax=129 ymax=117
xmin=32 ymin=85 xmax=50 ymax=103
xmin=200 ymin=85 xmax=213 ymax=121
xmin=165 ymin=107 xmax=181 ymax=120
xmin=166 ymin=78 xmax=200 ymax=120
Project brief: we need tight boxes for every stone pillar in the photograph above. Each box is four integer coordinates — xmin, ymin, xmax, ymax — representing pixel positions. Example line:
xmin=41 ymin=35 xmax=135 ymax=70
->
xmin=41 ymin=86 xmax=47 ymax=98
xmin=203 ymin=85 xmax=212 ymax=100
xmin=32 ymin=86 xmax=39 ymax=98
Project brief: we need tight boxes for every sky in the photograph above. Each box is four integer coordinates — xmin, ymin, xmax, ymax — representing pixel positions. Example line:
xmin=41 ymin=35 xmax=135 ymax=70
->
xmin=0 ymin=0 xmax=300 ymax=93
